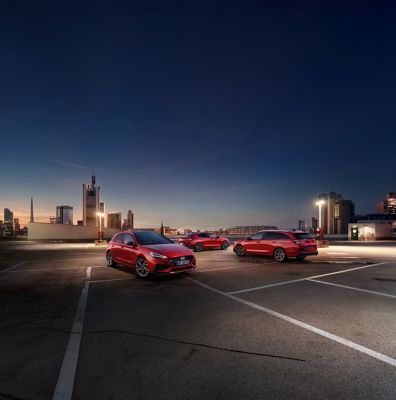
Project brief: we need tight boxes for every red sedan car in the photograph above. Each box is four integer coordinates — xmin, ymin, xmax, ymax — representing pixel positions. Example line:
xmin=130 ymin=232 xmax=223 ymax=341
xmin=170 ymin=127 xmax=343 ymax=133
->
xmin=233 ymin=230 xmax=318 ymax=262
xmin=178 ymin=232 xmax=230 ymax=252
xmin=106 ymin=231 xmax=196 ymax=278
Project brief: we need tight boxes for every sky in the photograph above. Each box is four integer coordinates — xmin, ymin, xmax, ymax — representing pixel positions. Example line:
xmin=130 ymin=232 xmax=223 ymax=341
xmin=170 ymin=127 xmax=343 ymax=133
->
xmin=0 ymin=2 xmax=395 ymax=229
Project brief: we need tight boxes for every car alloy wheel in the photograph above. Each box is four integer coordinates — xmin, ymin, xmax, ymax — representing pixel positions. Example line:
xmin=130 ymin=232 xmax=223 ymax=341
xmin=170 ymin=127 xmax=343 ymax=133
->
xmin=136 ymin=257 xmax=150 ymax=278
xmin=194 ymin=243 xmax=203 ymax=252
xmin=273 ymin=248 xmax=287 ymax=262
xmin=221 ymin=241 xmax=229 ymax=250
xmin=235 ymin=245 xmax=246 ymax=256
xmin=106 ymin=251 xmax=115 ymax=267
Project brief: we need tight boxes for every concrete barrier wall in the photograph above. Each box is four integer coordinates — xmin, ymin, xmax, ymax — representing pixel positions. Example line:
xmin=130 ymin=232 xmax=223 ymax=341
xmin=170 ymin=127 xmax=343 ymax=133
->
xmin=28 ymin=222 xmax=120 ymax=240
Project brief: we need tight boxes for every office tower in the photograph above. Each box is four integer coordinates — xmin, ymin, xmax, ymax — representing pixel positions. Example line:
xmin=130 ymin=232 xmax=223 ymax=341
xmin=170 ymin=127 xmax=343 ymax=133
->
xmin=107 ymin=212 xmax=122 ymax=230
xmin=56 ymin=206 xmax=73 ymax=224
xmin=311 ymin=217 xmax=318 ymax=231
xmin=127 ymin=210 xmax=134 ymax=229
xmin=30 ymin=197 xmax=34 ymax=223
xmin=14 ymin=218 xmax=20 ymax=235
xmin=298 ymin=220 xmax=307 ymax=231
xmin=83 ymin=176 xmax=100 ymax=227
xmin=4 ymin=208 xmax=13 ymax=223
xmin=317 ymin=192 xmax=355 ymax=234
xmin=376 ymin=192 xmax=396 ymax=214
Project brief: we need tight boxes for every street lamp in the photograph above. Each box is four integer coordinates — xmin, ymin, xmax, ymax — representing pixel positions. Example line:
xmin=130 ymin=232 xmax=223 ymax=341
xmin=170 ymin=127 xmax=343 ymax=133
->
xmin=315 ymin=200 xmax=325 ymax=229
xmin=96 ymin=212 xmax=105 ymax=241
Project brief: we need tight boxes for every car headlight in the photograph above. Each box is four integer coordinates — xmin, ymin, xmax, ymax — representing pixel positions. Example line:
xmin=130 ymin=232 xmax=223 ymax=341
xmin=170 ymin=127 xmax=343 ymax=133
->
xmin=150 ymin=252 xmax=168 ymax=259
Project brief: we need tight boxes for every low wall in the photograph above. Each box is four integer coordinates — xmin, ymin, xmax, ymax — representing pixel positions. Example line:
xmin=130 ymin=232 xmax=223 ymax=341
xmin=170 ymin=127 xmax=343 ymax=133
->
xmin=28 ymin=222 xmax=120 ymax=240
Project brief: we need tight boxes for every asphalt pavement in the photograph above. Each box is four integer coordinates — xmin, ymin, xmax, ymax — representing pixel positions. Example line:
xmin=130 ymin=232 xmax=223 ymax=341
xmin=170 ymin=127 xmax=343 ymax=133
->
xmin=0 ymin=241 xmax=395 ymax=400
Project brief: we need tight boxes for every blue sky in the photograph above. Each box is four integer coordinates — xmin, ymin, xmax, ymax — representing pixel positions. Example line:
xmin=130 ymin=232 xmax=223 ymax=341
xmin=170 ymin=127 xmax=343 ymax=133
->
xmin=0 ymin=3 xmax=395 ymax=228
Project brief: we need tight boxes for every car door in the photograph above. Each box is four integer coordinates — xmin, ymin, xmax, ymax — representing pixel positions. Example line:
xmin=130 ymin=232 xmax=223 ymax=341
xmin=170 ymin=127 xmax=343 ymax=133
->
xmin=258 ymin=232 xmax=278 ymax=255
xmin=244 ymin=232 xmax=264 ymax=253
xmin=121 ymin=233 xmax=138 ymax=266
xmin=198 ymin=233 xmax=211 ymax=248
xmin=110 ymin=234 xmax=124 ymax=262
xmin=266 ymin=232 xmax=292 ymax=255
xmin=210 ymin=234 xmax=221 ymax=248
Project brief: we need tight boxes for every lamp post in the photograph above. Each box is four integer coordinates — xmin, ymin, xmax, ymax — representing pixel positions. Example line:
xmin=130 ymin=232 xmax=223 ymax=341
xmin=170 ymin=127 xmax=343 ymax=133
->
xmin=315 ymin=200 xmax=325 ymax=229
xmin=96 ymin=212 xmax=104 ymax=241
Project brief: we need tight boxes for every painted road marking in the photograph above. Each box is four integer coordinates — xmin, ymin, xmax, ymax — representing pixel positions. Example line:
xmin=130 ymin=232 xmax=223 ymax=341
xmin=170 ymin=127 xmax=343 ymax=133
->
xmin=187 ymin=277 xmax=396 ymax=367
xmin=3 ymin=266 xmax=105 ymax=273
xmin=52 ymin=267 xmax=91 ymax=400
xmin=90 ymin=277 xmax=134 ymax=283
xmin=196 ymin=263 xmax=269 ymax=273
xmin=308 ymin=279 xmax=396 ymax=299
xmin=0 ymin=262 xmax=26 ymax=273
xmin=227 ymin=262 xmax=388 ymax=295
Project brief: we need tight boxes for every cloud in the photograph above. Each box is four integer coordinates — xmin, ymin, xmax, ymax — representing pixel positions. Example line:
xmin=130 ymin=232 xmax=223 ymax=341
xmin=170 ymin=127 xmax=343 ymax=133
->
xmin=52 ymin=159 xmax=91 ymax=170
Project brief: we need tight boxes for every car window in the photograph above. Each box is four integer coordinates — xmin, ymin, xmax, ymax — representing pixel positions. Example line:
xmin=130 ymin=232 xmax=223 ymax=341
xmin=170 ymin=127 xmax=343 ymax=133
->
xmin=198 ymin=233 xmax=210 ymax=238
xmin=263 ymin=232 xmax=290 ymax=240
xmin=115 ymin=234 xmax=124 ymax=243
xmin=123 ymin=234 xmax=135 ymax=245
xmin=293 ymin=233 xmax=314 ymax=240
xmin=249 ymin=232 xmax=263 ymax=240
xmin=134 ymin=231 xmax=173 ymax=245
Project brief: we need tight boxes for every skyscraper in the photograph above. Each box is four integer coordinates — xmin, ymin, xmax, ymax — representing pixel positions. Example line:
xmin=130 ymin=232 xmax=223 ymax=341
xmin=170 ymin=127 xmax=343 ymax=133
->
xmin=127 ymin=210 xmax=134 ymax=229
xmin=56 ymin=206 xmax=73 ymax=224
xmin=4 ymin=208 xmax=13 ymax=223
xmin=30 ymin=197 xmax=34 ymax=223
xmin=83 ymin=176 xmax=100 ymax=227
xmin=107 ymin=212 xmax=122 ymax=230
xmin=317 ymin=192 xmax=355 ymax=234
xmin=376 ymin=192 xmax=396 ymax=214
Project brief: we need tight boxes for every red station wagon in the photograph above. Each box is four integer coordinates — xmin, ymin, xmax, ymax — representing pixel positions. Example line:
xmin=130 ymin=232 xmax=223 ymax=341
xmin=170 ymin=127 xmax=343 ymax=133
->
xmin=178 ymin=232 xmax=231 ymax=252
xmin=233 ymin=230 xmax=318 ymax=262
xmin=106 ymin=231 xmax=196 ymax=278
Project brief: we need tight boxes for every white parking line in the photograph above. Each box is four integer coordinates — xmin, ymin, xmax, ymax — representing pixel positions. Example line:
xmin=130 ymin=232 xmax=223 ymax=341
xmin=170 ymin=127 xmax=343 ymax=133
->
xmin=308 ymin=279 xmax=396 ymax=299
xmin=52 ymin=267 xmax=91 ymax=400
xmin=227 ymin=262 xmax=388 ymax=295
xmin=4 ymin=266 xmax=105 ymax=273
xmin=196 ymin=263 xmax=268 ymax=273
xmin=90 ymin=277 xmax=134 ymax=284
xmin=0 ymin=261 xmax=26 ymax=273
xmin=187 ymin=277 xmax=396 ymax=367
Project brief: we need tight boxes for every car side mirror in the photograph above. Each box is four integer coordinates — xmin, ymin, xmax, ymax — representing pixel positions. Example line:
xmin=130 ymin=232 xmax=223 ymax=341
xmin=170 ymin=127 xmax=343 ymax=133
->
xmin=246 ymin=237 xmax=252 ymax=241
xmin=126 ymin=241 xmax=136 ymax=247
xmin=216 ymin=235 xmax=220 ymax=239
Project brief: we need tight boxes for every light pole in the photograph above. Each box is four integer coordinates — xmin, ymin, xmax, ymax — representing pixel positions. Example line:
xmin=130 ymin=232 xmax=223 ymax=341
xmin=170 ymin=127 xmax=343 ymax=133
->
xmin=315 ymin=200 xmax=325 ymax=238
xmin=96 ymin=212 xmax=104 ymax=242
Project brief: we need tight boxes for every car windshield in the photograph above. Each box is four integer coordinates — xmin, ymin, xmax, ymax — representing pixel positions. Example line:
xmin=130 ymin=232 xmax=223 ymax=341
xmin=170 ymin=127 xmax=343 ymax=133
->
xmin=293 ymin=233 xmax=314 ymax=240
xmin=134 ymin=231 xmax=174 ymax=245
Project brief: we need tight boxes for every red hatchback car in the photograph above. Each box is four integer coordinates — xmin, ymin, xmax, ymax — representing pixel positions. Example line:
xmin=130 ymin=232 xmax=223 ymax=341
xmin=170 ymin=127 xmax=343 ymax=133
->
xmin=178 ymin=232 xmax=230 ymax=252
xmin=233 ymin=230 xmax=318 ymax=262
xmin=106 ymin=231 xmax=196 ymax=278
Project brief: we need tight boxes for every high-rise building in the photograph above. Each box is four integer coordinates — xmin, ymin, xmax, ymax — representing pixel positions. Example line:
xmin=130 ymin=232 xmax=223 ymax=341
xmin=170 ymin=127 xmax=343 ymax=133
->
xmin=107 ymin=212 xmax=122 ymax=230
xmin=126 ymin=210 xmax=134 ymax=229
xmin=311 ymin=217 xmax=318 ymax=231
xmin=376 ymin=192 xmax=396 ymax=214
xmin=83 ymin=176 xmax=100 ymax=227
xmin=298 ymin=220 xmax=307 ymax=231
xmin=56 ymin=206 xmax=73 ymax=224
xmin=317 ymin=192 xmax=355 ymax=234
xmin=30 ymin=197 xmax=34 ymax=223
xmin=4 ymin=208 xmax=13 ymax=223
xmin=14 ymin=218 xmax=20 ymax=235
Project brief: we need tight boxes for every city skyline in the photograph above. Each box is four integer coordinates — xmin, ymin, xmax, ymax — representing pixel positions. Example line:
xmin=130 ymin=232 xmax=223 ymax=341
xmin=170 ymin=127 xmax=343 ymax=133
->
xmin=1 ymin=5 xmax=395 ymax=229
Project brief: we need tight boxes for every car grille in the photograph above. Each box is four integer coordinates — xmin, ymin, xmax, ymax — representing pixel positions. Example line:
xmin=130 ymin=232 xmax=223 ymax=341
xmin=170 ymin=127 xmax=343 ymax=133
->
xmin=169 ymin=256 xmax=194 ymax=265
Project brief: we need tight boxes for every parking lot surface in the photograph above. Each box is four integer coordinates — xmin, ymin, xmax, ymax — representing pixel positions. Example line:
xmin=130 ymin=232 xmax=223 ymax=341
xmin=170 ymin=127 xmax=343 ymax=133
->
xmin=0 ymin=241 xmax=395 ymax=399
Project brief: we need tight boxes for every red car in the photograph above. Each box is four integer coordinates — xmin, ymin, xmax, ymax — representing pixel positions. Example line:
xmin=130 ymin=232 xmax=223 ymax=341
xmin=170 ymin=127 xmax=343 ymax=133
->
xmin=178 ymin=232 xmax=230 ymax=252
xmin=106 ymin=231 xmax=196 ymax=278
xmin=233 ymin=230 xmax=318 ymax=262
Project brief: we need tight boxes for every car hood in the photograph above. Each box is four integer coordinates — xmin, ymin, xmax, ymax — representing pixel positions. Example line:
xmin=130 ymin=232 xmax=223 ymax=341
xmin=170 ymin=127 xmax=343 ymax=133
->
xmin=144 ymin=243 xmax=194 ymax=257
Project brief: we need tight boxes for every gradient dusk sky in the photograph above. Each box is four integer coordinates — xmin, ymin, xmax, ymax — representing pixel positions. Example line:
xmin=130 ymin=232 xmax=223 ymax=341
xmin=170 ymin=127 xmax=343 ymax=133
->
xmin=0 ymin=3 xmax=395 ymax=229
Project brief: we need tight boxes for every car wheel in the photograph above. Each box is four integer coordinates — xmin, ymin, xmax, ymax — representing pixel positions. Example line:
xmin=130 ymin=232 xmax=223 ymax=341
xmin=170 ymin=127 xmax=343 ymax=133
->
xmin=106 ymin=251 xmax=116 ymax=267
xmin=194 ymin=243 xmax=203 ymax=252
xmin=221 ymin=241 xmax=229 ymax=250
xmin=273 ymin=248 xmax=287 ymax=262
xmin=235 ymin=245 xmax=246 ymax=256
xmin=135 ymin=256 xmax=150 ymax=279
